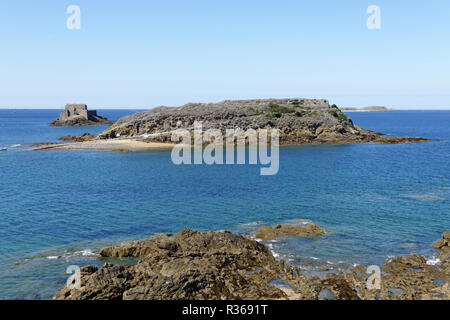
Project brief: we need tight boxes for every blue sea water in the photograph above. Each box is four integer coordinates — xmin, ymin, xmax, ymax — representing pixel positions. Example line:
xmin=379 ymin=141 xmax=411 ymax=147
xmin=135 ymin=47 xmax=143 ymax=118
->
xmin=0 ymin=109 xmax=449 ymax=299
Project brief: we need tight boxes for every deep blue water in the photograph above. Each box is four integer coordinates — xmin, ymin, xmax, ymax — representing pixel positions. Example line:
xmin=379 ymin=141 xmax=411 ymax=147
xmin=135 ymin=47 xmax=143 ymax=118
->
xmin=0 ymin=109 xmax=449 ymax=299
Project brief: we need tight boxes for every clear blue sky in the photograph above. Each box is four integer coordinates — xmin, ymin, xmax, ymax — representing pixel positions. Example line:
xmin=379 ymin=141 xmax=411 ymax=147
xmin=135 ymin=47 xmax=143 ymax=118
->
xmin=1 ymin=0 xmax=449 ymax=109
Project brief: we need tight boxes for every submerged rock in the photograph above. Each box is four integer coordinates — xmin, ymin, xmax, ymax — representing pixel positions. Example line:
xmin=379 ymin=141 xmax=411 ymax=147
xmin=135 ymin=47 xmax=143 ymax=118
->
xmin=254 ymin=223 xmax=325 ymax=240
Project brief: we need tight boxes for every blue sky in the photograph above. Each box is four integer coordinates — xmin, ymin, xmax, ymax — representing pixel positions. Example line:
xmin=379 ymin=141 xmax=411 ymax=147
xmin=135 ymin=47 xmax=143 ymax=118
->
xmin=0 ymin=0 xmax=449 ymax=109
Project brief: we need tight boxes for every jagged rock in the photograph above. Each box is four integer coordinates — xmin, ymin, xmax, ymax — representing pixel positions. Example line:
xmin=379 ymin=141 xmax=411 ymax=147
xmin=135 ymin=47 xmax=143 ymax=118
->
xmin=54 ymin=229 xmax=450 ymax=300
xmin=56 ymin=229 xmax=289 ymax=300
xmin=50 ymin=104 xmax=113 ymax=126
xmin=254 ymin=223 xmax=325 ymax=240
xmin=433 ymin=231 xmax=450 ymax=262
xmin=59 ymin=133 xmax=96 ymax=142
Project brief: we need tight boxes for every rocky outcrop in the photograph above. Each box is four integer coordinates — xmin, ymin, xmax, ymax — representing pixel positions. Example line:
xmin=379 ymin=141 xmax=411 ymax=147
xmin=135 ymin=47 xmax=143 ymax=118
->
xmin=93 ymin=99 xmax=427 ymax=145
xmin=433 ymin=231 xmax=450 ymax=262
xmin=55 ymin=229 xmax=290 ymax=300
xmin=253 ymin=223 xmax=325 ymax=240
xmin=59 ymin=133 xmax=95 ymax=142
xmin=54 ymin=229 xmax=450 ymax=300
xmin=50 ymin=104 xmax=113 ymax=126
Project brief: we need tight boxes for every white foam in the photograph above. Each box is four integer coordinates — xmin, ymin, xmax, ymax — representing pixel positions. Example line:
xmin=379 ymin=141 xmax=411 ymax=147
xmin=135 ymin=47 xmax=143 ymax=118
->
xmin=47 ymin=256 xmax=59 ymax=260
xmin=78 ymin=249 xmax=94 ymax=256
xmin=426 ymin=257 xmax=441 ymax=266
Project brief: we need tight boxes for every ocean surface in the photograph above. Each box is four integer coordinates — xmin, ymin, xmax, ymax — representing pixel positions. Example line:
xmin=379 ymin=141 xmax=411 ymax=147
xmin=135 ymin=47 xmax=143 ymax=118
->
xmin=0 ymin=109 xmax=449 ymax=299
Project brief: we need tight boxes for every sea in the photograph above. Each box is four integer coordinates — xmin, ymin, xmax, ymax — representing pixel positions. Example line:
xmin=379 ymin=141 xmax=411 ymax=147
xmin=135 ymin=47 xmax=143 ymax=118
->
xmin=0 ymin=109 xmax=449 ymax=299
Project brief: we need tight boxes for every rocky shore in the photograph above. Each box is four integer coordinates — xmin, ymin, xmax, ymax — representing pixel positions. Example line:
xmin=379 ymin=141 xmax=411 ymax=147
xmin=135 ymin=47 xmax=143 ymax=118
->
xmin=55 ymin=227 xmax=449 ymax=300
xmin=38 ymin=99 xmax=428 ymax=151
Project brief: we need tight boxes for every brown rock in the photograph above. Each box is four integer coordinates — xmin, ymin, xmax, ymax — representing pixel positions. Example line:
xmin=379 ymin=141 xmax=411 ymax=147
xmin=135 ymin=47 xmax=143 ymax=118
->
xmin=57 ymin=229 xmax=289 ymax=300
xmin=433 ymin=231 xmax=450 ymax=262
xmin=254 ymin=223 xmax=325 ymax=240
xmin=59 ymin=133 xmax=96 ymax=142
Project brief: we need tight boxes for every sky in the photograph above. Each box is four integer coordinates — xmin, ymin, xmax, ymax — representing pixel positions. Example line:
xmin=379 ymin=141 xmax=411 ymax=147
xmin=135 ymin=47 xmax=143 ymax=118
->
xmin=0 ymin=0 xmax=449 ymax=109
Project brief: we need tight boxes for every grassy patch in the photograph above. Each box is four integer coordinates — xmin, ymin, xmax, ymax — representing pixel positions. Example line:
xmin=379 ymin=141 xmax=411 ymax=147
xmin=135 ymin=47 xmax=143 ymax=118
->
xmin=328 ymin=109 xmax=348 ymax=122
xmin=266 ymin=103 xmax=295 ymax=119
xmin=291 ymin=99 xmax=305 ymax=107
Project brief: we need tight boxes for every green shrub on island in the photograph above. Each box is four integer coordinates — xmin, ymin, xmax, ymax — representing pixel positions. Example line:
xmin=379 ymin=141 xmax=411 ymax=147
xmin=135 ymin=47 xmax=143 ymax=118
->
xmin=328 ymin=109 xmax=348 ymax=122
xmin=266 ymin=103 xmax=295 ymax=119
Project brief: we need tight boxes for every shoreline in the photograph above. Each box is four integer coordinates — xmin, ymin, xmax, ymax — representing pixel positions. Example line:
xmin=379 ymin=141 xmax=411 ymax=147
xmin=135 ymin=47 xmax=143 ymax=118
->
xmin=31 ymin=135 xmax=429 ymax=152
xmin=54 ymin=226 xmax=449 ymax=300
xmin=32 ymin=139 xmax=176 ymax=151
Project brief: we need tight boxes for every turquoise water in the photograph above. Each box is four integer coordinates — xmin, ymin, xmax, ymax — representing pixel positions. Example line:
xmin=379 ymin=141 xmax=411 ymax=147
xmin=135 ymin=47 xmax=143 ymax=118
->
xmin=0 ymin=109 xmax=449 ymax=299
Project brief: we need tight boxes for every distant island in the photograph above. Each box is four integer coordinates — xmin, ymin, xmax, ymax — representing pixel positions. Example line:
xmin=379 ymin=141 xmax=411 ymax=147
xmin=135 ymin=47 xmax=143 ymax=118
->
xmin=341 ymin=106 xmax=394 ymax=112
xmin=49 ymin=104 xmax=113 ymax=126
xmin=38 ymin=98 xmax=427 ymax=151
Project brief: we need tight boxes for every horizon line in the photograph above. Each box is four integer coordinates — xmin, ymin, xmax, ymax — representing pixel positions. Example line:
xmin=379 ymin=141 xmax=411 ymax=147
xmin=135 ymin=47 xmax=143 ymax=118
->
xmin=1 ymin=106 xmax=450 ymax=110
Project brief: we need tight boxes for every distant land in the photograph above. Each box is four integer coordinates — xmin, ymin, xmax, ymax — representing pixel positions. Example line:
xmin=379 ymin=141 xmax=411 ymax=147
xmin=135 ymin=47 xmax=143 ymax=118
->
xmin=341 ymin=106 xmax=394 ymax=112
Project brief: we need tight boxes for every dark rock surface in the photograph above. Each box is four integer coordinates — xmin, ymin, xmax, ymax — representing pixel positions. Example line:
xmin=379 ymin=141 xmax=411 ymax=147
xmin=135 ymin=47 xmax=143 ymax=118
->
xmin=55 ymin=228 xmax=450 ymax=300
xmin=55 ymin=229 xmax=289 ymax=300
xmin=50 ymin=104 xmax=113 ymax=126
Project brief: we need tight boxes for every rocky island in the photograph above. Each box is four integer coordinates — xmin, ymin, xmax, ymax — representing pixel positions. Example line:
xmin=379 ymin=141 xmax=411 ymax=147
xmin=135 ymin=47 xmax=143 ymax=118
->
xmin=341 ymin=106 xmax=394 ymax=112
xmin=49 ymin=104 xmax=113 ymax=126
xmin=55 ymin=227 xmax=450 ymax=300
xmin=39 ymin=98 xmax=427 ymax=151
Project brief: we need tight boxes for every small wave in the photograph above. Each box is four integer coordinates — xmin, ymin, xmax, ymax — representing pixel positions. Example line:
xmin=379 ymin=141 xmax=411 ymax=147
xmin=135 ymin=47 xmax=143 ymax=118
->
xmin=72 ymin=249 xmax=95 ymax=257
xmin=426 ymin=257 xmax=440 ymax=266
xmin=283 ymin=219 xmax=313 ymax=226
xmin=28 ymin=248 xmax=97 ymax=263
xmin=271 ymin=251 xmax=280 ymax=258
xmin=9 ymin=144 xmax=22 ymax=148
xmin=402 ymin=192 xmax=444 ymax=201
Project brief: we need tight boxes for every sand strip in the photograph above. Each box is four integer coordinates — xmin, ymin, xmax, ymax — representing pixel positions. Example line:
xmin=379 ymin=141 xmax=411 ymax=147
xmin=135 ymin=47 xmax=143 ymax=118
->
xmin=34 ymin=139 xmax=175 ymax=152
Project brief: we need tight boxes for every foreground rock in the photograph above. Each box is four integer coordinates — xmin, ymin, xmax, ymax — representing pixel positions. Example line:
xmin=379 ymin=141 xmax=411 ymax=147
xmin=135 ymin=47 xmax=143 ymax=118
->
xmin=433 ymin=231 xmax=450 ymax=262
xmin=95 ymin=99 xmax=427 ymax=145
xmin=56 ymin=229 xmax=289 ymax=300
xmin=254 ymin=223 xmax=325 ymax=240
xmin=50 ymin=104 xmax=113 ymax=126
xmin=55 ymin=229 xmax=449 ymax=300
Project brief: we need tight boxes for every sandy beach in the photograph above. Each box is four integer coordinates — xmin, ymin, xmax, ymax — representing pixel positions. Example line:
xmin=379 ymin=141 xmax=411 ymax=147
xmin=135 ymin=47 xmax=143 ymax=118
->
xmin=33 ymin=138 xmax=175 ymax=152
